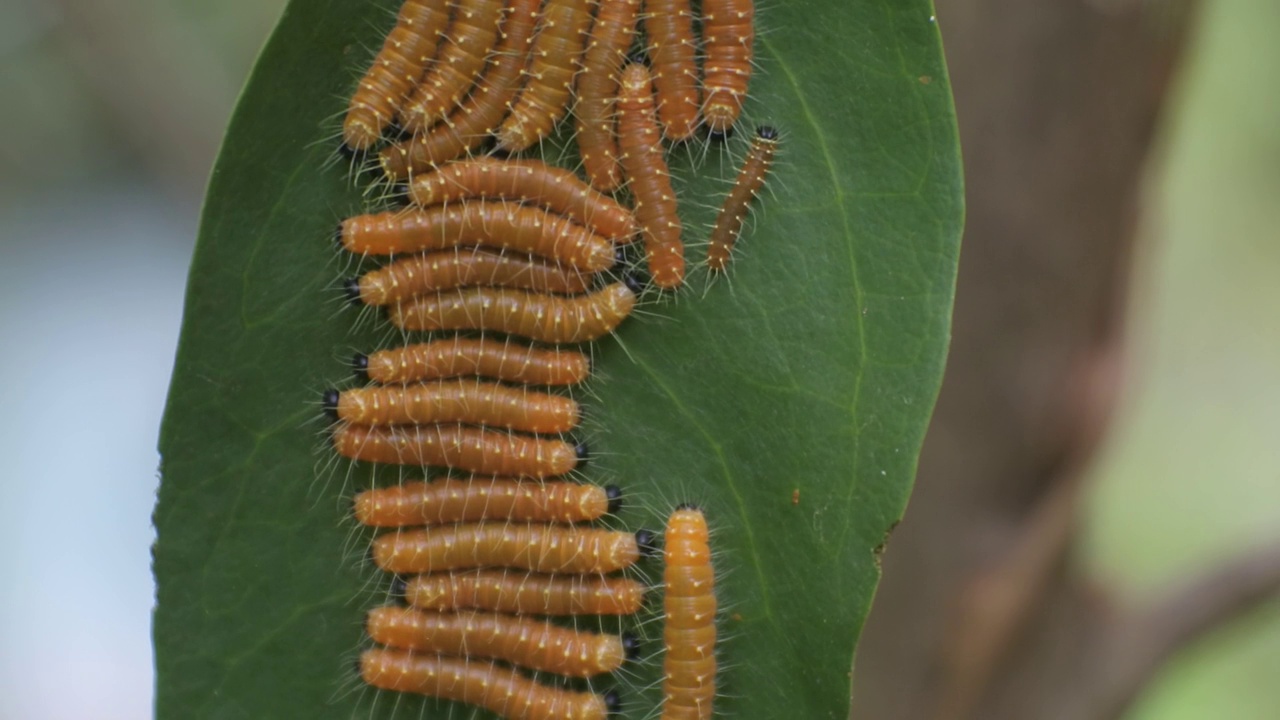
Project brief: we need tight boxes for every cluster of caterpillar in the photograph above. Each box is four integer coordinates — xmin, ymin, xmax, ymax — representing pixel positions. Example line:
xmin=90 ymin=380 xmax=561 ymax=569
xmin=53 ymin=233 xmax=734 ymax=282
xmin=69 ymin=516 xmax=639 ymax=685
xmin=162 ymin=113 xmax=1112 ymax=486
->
xmin=353 ymin=476 xmax=657 ymax=718
xmin=328 ymin=159 xmax=646 ymax=711
xmin=329 ymin=1 xmax=770 ymax=718
xmin=343 ymin=0 xmax=776 ymax=287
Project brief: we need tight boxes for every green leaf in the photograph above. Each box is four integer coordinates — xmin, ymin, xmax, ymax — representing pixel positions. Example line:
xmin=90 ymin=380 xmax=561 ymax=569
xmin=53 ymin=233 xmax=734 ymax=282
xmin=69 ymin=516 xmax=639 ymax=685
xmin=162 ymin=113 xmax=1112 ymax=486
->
xmin=153 ymin=1 xmax=962 ymax=719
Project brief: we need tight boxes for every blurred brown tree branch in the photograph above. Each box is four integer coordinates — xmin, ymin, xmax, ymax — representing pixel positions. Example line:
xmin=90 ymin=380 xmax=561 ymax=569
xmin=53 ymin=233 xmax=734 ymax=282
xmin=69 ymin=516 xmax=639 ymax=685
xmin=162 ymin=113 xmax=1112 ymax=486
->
xmin=845 ymin=1 xmax=1280 ymax=719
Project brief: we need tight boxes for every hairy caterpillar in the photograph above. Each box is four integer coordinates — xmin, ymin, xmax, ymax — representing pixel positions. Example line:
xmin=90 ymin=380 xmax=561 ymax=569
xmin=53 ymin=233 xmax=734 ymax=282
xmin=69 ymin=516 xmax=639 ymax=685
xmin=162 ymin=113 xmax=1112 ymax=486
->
xmin=399 ymin=569 xmax=648 ymax=615
xmin=338 ymin=205 xmax=616 ymax=272
xmin=355 ymin=337 xmax=591 ymax=387
xmin=661 ymin=505 xmax=717 ymax=720
xmin=700 ymin=0 xmax=755 ymax=132
xmin=706 ymin=125 xmax=778 ymax=271
xmin=618 ymin=62 xmax=685 ymax=288
xmin=359 ymin=648 xmax=620 ymax=720
xmin=331 ymin=423 xmax=584 ymax=478
xmin=349 ymin=248 xmax=592 ymax=306
xmin=342 ymin=0 xmax=451 ymax=150
xmin=642 ymin=0 xmax=700 ymax=140
xmin=387 ymin=281 xmax=638 ymax=344
xmin=366 ymin=605 xmax=637 ymax=677
xmin=380 ymin=0 xmax=541 ymax=177
xmin=574 ymin=0 xmax=642 ymax=191
xmin=370 ymin=522 xmax=655 ymax=574
xmin=399 ymin=0 xmax=506 ymax=132
xmin=408 ymin=159 xmax=638 ymax=241
xmin=324 ymin=380 xmax=580 ymax=434
xmin=354 ymin=477 xmax=620 ymax=527
xmin=495 ymin=0 xmax=596 ymax=151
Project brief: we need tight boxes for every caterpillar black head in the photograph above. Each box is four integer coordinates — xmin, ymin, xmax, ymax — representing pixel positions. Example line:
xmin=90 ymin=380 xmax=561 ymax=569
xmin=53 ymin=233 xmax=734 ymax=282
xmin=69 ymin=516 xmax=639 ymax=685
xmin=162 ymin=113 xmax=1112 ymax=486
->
xmin=707 ymin=126 xmax=735 ymax=143
xmin=605 ymin=485 xmax=623 ymax=515
xmin=635 ymin=529 xmax=659 ymax=557
xmin=622 ymin=273 xmax=646 ymax=295
xmin=389 ymin=575 xmax=408 ymax=601
xmin=322 ymin=390 xmax=340 ymax=421
xmin=622 ymin=632 xmax=641 ymax=661
xmin=351 ymin=353 xmax=370 ymax=381
xmin=343 ymin=278 xmax=363 ymax=306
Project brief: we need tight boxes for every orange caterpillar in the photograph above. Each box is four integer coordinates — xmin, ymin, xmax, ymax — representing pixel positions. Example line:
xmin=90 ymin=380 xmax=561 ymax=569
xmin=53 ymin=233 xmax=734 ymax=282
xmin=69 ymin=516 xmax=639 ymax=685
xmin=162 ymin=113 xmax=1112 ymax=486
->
xmin=355 ymin=337 xmax=591 ymax=386
xmin=618 ymin=63 xmax=685 ymax=288
xmin=700 ymin=0 xmax=755 ymax=132
xmin=349 ymin=249 xmax=592 ymax=306
xmin=360 ymin=648 xmax=620 ymax=720
xmin=337 ymin=204 xmax=616 ymax=272
xmin=643 ymin=0 xmax=701 ymax=140
xmin=324 ymin=380 xmax=580 ymax=434
xmin=380 ymin=0 xmax=541 ymax=178
xmin=496 ymin=0 xmax=596 ymax=151
xmin=706 ymin=125 xmax=778 ymax=271
xmin=370 ymin=522 xmax=654 ymax=574
xmin=408 ymin=159 xmax=638 ymax=241
xmin=354 ymin=477 xmax=620 ymax=526
xmin=574 ymin=0 xmax=642 ymax=191
xmin=331 ymin=423 xmax=583 ymax=478
xmin=399 ymin=569 xmax=649 ymax=615
xmin=662 ymin=505 xmax=717 ymax=720
xmin=343 ymin=0 xmax=451 ymax=150
xmin=387 ymin=281 xmax=638 ymax=344
xmin=399 ymin=0 xmax=506 ymax=132
xmin=366 ymin=606 xmax=638 ymax=677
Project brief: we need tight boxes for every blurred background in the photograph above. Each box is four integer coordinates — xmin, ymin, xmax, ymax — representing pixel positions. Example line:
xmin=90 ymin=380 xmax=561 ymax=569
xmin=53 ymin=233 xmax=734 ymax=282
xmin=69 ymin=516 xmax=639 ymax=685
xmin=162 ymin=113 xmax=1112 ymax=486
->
xmin=0 ymin=0 xmax=1275 ymax=718
xmin=0 ymin=2 xmax=286 ymax=718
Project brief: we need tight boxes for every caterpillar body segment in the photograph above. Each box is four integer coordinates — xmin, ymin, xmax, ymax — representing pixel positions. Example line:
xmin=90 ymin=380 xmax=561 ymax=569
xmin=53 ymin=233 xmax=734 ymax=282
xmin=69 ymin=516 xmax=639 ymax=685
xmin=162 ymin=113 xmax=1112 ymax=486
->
xmin=617 ymin=63 xmax=685 ymax=288
xmin=343 ymin=0 xmax=451 ymax=150
xmin=496 ymin=0 xmax=596 ymax=151
xmin=380 ymin=0 xmax=542 ymax=178
xmin=706 ymin=125 xmax=778 ymax=271
xmin=327 ymin=380 xmax=580 ymax=434
xmin=401 ymin=570 xmax=648 ymax=615
xmin=642 ymin=0 xmax=701 ymax=140
xmin=700 ymin=0 xmax=755 ymax=132
xmin=357 ymin=338 xmax=591 ymax=387
xmin=354 ymin=477 xmax=619 ymax=527
xmin=370 ymin=522 xmax=649 ymax=574
xmin=338 ymin=204 xmax=616 ymax=272
xmin=366 ymin=605 xmax=634 ymax=677
xmin=408 ymin=158 xmax=638 ymax=241
xmin=661 ymin=506 xmax=717 ymax=720
xmin=574 ymin=0 xmax=642 ymax=191
xmin=332 ymin=423 xmax=582 ymax=478
xmin=350 ymin=248 xmax=593 ymax=306
xmin=359 ymin=648 xmax=618 ymax=720
xmin=399 ymin=0 xmax=507 ymax=132
xmin=387 ymin=282 xmax=637 ymax=344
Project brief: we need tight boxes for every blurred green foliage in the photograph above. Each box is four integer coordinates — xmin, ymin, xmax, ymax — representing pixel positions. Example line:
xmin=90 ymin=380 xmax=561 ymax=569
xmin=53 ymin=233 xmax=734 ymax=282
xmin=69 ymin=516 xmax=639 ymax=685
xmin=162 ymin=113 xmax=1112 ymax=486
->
xmin=1084 ymin=1 xmax=1280 ymax=717
xmin=0 ymin=0 xmax=286 ymax=196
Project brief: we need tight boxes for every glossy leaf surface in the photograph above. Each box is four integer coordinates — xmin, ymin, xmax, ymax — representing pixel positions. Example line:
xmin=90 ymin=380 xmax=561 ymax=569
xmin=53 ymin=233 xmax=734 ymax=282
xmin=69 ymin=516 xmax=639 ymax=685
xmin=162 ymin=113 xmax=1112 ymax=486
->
xmin=154 ymin=1 xmax=962 ymax=718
